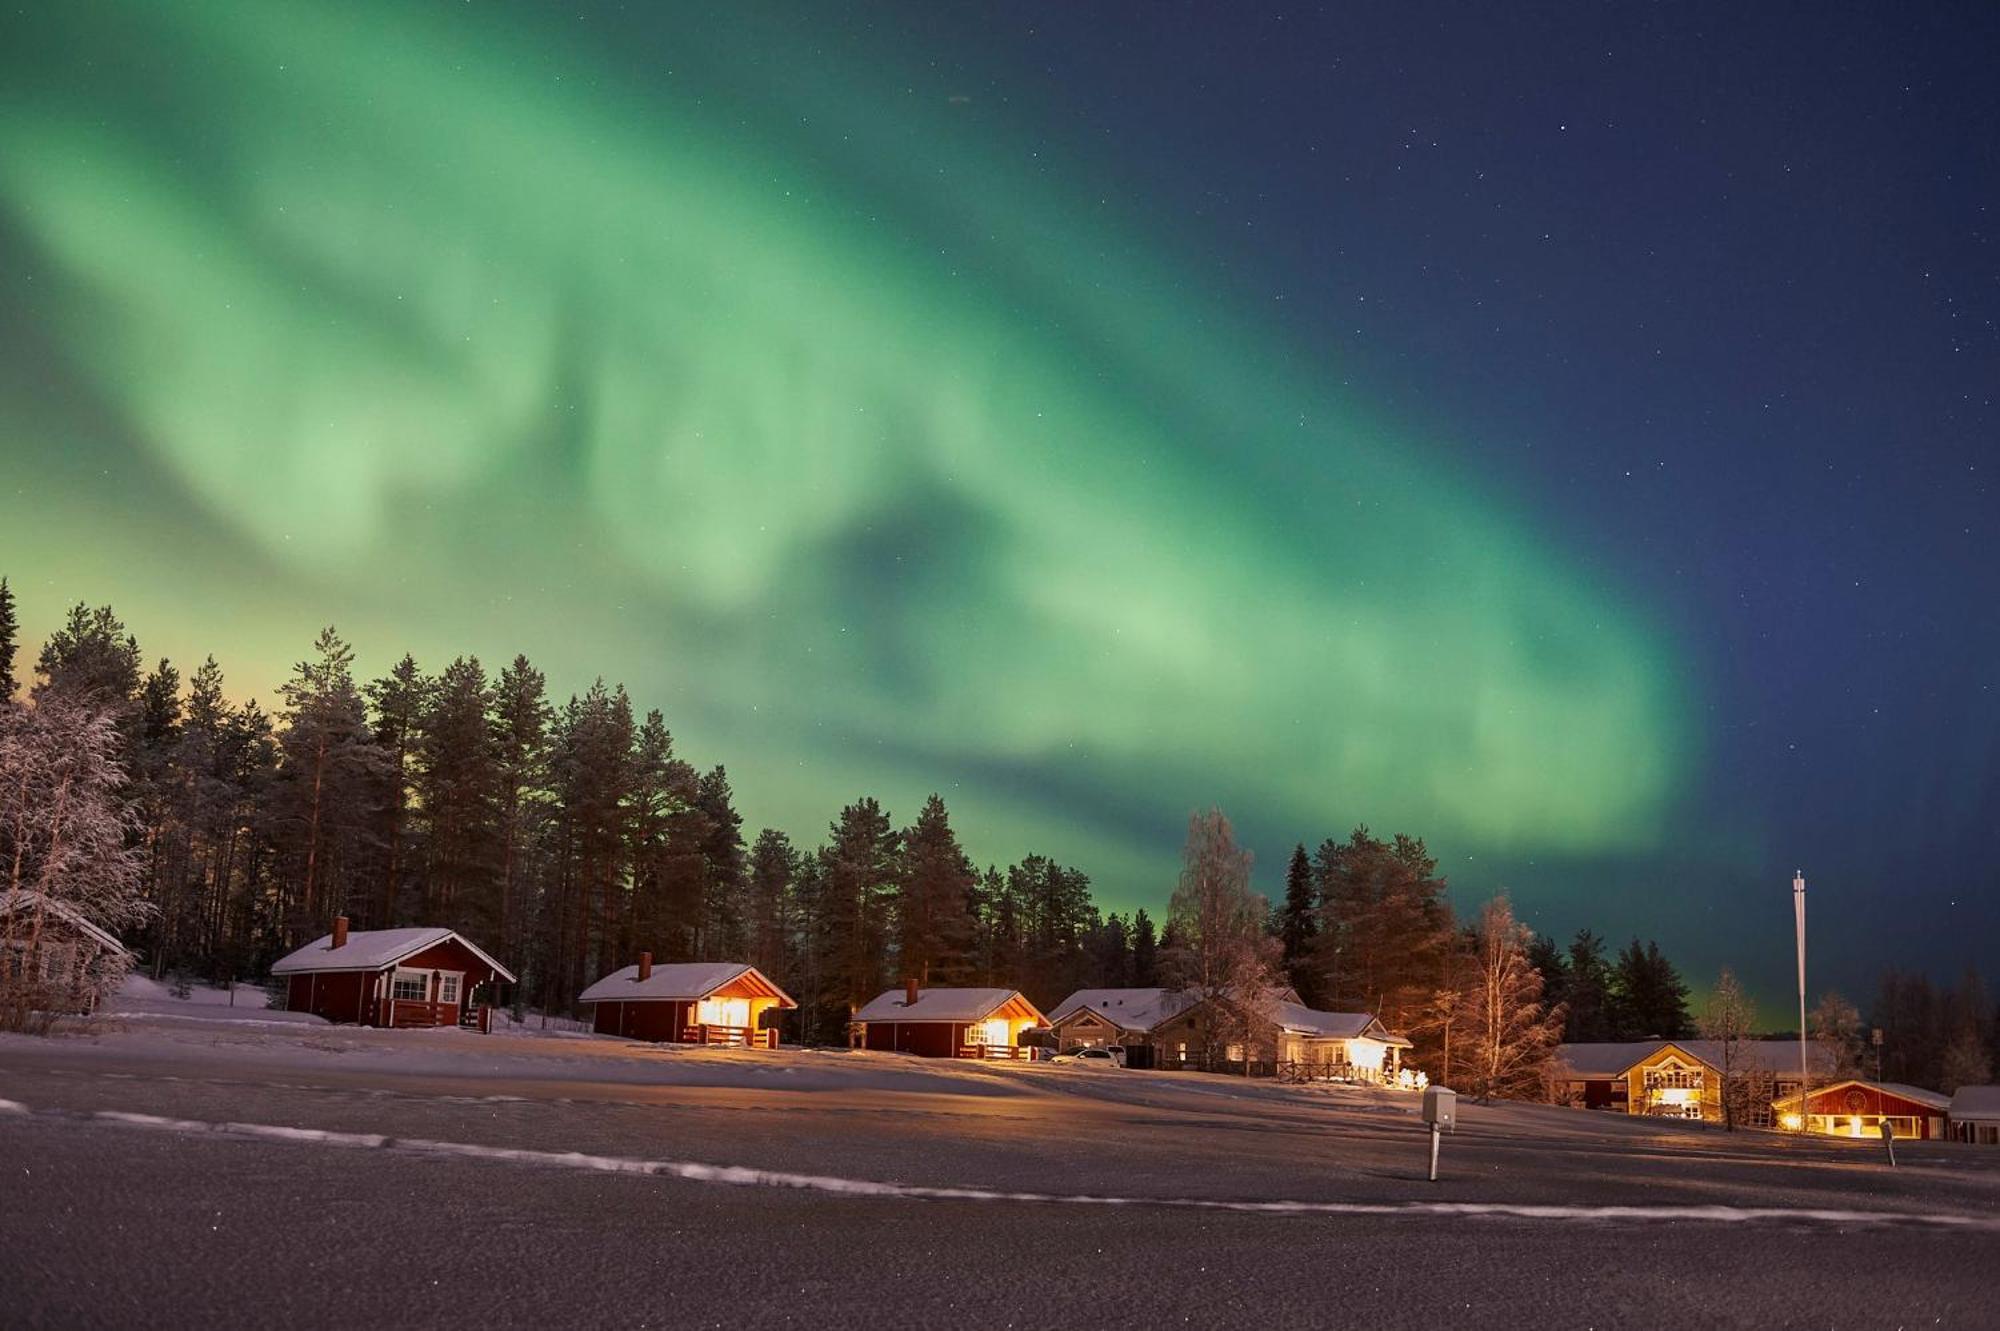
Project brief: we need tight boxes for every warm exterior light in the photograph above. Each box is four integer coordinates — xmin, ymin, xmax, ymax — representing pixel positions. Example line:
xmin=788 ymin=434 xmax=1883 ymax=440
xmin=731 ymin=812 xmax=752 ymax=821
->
xmin=1781 ymin=1113 xmax=1804 ymax=1131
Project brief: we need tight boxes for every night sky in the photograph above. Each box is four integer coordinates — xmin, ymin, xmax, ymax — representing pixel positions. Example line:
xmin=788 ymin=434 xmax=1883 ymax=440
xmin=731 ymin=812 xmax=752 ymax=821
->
xmin=2 ymin=2 xmax=1995 ymax=1008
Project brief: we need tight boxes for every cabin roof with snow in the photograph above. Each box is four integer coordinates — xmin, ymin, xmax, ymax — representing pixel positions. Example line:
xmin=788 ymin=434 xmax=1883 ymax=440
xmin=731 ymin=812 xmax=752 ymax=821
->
xmin=854 ymin=986 xmax=1045 ymax=1025
xmin=1271 ymin=1002 xmax=1411 ymax=1046
xmin=0 ymin=890 xmax=130 ymax=957
xmin=1046 ymin=988 xmax=1193 ymax=1033
xmin=578 ymin=961 xmax=796 ymax=1007
xmin=271 ymin=926 xmax=515 ymax=982
xmin=1556 ymin=1039 xmax=1840 ymax=1080
xmin=1950 ymin=1085 xmax=2000 ymax=1122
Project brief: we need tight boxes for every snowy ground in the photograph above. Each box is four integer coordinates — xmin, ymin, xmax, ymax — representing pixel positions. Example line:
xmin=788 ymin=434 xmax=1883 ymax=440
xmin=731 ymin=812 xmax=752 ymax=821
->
xmin=3 ymin=1006 xmax=1998 ymax=1328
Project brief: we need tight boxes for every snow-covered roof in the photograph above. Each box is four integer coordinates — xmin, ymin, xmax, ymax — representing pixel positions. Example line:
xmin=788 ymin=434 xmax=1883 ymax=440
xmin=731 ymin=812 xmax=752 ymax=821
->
xmin=578 ymin=961 xmax=795 ymax=1008
xmin=1272 ymin=1002 xmax=1401 ymax=1043
xmin=854 ymin=986 xmax=1043 ymax=1025
xmin=1046 ymin=988 xmax=1194 ymax=1033
xmin=1556 ymin=1039 xmax=1840 ymax=1079
xmin=271 ymin=927 xmax=515 ymax=982
xmin=1950 ymin=1085 xmax=2000 ymax=1122
xmin=0 ymin=890 xmax=130 ymax=956
xmin=1770 ymin=1078 xmax=1952 ymax=1112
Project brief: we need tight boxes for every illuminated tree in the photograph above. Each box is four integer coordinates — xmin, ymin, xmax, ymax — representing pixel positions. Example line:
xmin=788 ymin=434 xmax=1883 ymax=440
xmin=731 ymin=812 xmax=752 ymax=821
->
xmin=1460 ymin=896 xmax=1563 ymax=1102
xmin=1699 ymin=967 xmax=1761 ymax=1130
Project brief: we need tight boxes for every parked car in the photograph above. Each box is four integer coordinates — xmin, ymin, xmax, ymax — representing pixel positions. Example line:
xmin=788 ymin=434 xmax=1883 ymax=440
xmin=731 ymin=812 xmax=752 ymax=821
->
xmin=1055 ymin=1046 xmax=1124 ymax=1068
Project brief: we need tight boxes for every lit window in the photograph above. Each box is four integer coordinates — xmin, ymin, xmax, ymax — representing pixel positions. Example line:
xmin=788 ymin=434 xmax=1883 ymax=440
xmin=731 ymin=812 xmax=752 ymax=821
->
xmin=392 ymin=970 xmax=429 ymax=1002
xmin=697 ymin=997 xmax=750 ymax=1028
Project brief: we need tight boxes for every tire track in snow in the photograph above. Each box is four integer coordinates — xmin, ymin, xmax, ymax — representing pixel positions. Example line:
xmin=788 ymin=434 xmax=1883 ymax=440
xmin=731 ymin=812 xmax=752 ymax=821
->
xmin=11 ymin=1101 xmax=1996 ymax=1232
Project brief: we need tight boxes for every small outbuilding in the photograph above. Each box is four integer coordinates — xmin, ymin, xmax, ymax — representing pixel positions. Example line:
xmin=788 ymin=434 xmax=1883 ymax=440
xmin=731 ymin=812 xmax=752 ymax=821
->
xmin=270 ymin=916 xmax=513 ymax=1031
xmin=852 ymin=981 xmax=1046 ymax=1059
xmin=0 ymin=889 xmax=132 ymax=1014
xmin=1950 ymin=1086 xmax=2000 ymax=1145
xmin=579 ymin=955 xmax=797 ymax=1047
xmin=1771 ymin=1078 xmax=1951 ymax=1140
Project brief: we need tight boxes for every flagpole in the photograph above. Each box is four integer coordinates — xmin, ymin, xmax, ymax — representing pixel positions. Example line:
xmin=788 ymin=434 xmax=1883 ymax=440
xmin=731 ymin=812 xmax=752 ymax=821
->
xmin=1793 ymin=870 xmax=1808 ymax=1130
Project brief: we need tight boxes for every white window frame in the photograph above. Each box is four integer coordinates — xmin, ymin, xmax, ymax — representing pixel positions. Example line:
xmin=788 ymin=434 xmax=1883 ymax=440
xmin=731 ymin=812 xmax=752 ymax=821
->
xmin=391 ymin=968 xmax=430 ymax=1003
xmin=436 ymin=972 xmax=462 ymax=1006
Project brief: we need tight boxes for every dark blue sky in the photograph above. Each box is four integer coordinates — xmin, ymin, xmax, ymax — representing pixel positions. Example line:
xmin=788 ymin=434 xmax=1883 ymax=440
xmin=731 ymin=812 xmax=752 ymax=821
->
xmin=920 ymin=3 xmax=2000 ymax=997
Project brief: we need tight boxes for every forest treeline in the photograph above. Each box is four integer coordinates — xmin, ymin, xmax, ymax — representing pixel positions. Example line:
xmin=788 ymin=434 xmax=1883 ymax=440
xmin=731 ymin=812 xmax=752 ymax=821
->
xmin=2 ymin=580 xmax=1993 ymax=1089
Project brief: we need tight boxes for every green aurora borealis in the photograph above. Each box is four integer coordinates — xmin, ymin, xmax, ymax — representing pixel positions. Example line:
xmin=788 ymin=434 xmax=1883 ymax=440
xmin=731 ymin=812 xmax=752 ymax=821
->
xmin=0 ymin=0 xmax=1689 ymax=906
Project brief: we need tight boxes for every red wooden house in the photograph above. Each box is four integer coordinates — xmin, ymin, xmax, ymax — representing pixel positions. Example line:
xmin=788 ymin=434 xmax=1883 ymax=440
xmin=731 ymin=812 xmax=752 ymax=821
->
xmin=1771 ymin=1078 xmax=1952 ymax=1140
xmin=579 ymin=955 xmax=797 ymax=1048
xmin=850 ymin=981 xmax=1047 ymax=1059
xmin=271 ymin=917 xmax=513 ymax=1031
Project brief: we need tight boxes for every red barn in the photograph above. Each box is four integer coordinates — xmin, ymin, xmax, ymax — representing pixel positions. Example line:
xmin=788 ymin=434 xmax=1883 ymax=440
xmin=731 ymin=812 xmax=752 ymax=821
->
xmin=850 ymin=982 xmax=1046 ymax=1059
xmin=1772 ymin=1078 xmax=1951 ymax=1140
xmin=579 ymin=956 xmax=797 ymax=1047
xmin=270 ymin=917 xmax=513 ymax=1031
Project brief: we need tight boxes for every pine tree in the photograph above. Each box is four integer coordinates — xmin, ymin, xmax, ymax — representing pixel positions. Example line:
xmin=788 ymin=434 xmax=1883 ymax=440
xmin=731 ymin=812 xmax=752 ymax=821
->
xmin=418 ymin=657 xmax=501 ymax=933
xmin=35 ymin=604 xmax=142 ymax=723
xmin=365 ymin=656 xmax=429 ymax=928
xmin=1278 ymin=843 xmax=1318 ymax=1005
xmin=490 ymin=656 xmax=551 ymax=966
xmin=0 ymin=577 xmax=18 ymax=705
xmin=1562 ymin=930 xmax=1614 ymax=1041
xmin=696 ymin=766 xmax=746 ymax=960
xmin=1526 ymin=933 xmax=1568 ymax=1015
xmin=1312 ymin=827 xmax=1453 ymax=1032
xmin=1609 ymin=939 xmax=1692 ymax=1039
xmin=270 ymin=628 xmax=387 ymax=940
xmin=816 ymin=797 xmax=898 ymax=1022
xmin=746 ymin=828 xmax=797 ymax=984
xmin=1131 ymin=907 xmax=1159 ymax=986
xmin=894 ymin=794 xmax=977 ymax=985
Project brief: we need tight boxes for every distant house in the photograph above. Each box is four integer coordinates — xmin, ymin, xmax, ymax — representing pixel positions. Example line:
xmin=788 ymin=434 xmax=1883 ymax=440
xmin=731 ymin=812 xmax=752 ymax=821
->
xmin=1555 ymin=1040 xmax=1839 ymax=1127
xmin=1147 ymin=990 xmax=1412 ymax=1080
xmin=851 ymin=981 xmax=1046 ymax=1059
xmin=1949 ymin=1086 xmax=2000 ymax=1145
xmin=271 ymin=916 xmax=513 ymax=1031
xmin=579 ymin=955 xmax=796 ymax=1048
xmin=1045 ymin=988 xmax=1196 ymax=1068
xmin=1771 ymin=1078 xmax=1950 ymax=1140
xmin=0 ymin=889 xmax=132 ymax=1014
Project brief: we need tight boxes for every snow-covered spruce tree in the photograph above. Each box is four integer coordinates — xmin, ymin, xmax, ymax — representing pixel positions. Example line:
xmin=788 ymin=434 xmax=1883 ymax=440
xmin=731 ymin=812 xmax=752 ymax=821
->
xmin=1459 ymin=895 xmax=1564 ymax=1102
xmin=0 ymin=693 xmax=151 ymax=1029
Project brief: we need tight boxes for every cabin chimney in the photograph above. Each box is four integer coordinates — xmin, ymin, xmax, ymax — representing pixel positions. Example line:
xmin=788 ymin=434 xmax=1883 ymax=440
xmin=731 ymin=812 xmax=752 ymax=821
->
xmin=905 ymin=976 xmax=920 ymax=1007
xmin=638 ymin=951 xmax=653 ymax=982
xmin=331 ymin=916 xmax=349 ymax=950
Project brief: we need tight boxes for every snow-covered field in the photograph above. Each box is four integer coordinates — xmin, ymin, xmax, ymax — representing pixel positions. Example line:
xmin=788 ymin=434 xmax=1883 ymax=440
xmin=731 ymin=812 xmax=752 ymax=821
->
xmin=5 ymin=991 xmax=1999 ymax=1328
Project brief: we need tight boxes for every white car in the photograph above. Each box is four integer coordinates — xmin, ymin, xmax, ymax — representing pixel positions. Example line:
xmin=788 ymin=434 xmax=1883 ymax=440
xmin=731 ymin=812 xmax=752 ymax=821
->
xmin=1056 ymin=1046 xmax=1124 ymax=1068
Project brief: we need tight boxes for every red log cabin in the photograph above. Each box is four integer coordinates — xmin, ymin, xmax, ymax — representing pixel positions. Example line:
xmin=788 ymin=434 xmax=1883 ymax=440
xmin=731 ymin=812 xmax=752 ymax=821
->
xmin=579 ymin=956 xmax=797 ymax=1048
xmin=270 ymin=917 xmax=514 ymax=1031
xmin=850 ymin=982 xmax=1047 ymax=1059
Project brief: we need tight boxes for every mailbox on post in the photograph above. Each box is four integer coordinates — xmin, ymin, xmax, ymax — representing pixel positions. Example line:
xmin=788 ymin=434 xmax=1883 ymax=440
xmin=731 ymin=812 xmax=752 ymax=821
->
xmin=1421 ymin=1086 xmax=1456 ymax=1182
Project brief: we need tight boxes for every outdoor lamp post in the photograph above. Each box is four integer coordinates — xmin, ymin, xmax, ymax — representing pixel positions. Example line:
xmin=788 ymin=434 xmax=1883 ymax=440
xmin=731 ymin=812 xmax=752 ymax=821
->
xmin=1793 ymin=870 xmax=1808 ymax=1131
